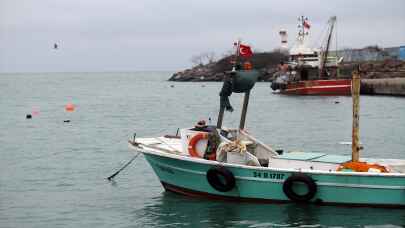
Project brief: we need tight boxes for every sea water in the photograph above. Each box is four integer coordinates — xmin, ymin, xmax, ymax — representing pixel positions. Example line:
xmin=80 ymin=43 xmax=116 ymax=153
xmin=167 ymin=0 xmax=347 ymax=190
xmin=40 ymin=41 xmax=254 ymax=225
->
xmin=0 ymin=72 xmax=404 ymax=227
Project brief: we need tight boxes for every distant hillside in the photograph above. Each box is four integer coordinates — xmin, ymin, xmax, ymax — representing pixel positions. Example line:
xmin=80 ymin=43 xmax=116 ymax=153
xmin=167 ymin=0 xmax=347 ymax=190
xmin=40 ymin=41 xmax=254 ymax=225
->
xmin=169 ymin=52 xmax=287 ymax=82
xmin=212 ymin=52 xmax=287 ymax=73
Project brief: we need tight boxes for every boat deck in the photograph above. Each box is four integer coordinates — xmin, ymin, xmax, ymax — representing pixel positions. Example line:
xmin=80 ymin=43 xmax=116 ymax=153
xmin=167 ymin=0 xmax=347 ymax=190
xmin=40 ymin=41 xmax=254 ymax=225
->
xmin=276 ymin=152 xmax=351 ymax=163
xmin=134 ymin=137 xmax=405 ymax=174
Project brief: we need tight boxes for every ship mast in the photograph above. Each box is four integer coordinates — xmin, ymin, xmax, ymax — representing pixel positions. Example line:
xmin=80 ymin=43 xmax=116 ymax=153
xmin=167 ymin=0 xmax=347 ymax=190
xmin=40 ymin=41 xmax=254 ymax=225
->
xmin=319 ymin=16 xmax=337 ymax=79
xmin=297 ymin=16 xmax=309 ymax=47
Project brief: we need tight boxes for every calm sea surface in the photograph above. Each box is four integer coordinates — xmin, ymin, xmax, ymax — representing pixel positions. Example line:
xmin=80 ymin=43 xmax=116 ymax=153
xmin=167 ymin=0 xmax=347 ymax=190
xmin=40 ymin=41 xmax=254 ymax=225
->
xmin=0 ymin=72 xmax=404 ymax=227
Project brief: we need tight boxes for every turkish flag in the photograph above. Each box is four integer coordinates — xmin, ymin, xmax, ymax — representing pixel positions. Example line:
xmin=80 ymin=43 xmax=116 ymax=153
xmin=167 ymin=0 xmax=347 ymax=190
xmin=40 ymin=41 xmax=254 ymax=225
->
xmin=303 ymin=20 xmax=311 ymax=29
xmin=239 ymin=44 xmax=253 ymax=57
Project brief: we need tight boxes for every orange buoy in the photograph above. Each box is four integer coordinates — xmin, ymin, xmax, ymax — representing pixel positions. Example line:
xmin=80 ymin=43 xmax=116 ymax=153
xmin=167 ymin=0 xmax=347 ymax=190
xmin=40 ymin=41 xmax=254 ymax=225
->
xmin=243 ymin=61 xmax=252 ymax=70
xmin=65 ymin=103 xmax=75 ymax=112
xmin=32 ymin=107 xmax=40 ymax=116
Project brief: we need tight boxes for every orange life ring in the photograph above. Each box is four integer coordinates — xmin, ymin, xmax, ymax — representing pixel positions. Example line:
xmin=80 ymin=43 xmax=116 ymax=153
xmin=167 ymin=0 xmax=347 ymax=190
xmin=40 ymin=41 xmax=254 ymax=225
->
xmin=188 ymin=133 xmax=216 ymax=160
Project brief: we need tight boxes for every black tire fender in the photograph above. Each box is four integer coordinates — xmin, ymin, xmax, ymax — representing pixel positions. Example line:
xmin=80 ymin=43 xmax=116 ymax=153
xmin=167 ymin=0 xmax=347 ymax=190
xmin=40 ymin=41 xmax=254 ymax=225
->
xmin=206 ymin=166 xmax=235 ymax=192
xmin=282 ymin=173 xmax=317 ymax=202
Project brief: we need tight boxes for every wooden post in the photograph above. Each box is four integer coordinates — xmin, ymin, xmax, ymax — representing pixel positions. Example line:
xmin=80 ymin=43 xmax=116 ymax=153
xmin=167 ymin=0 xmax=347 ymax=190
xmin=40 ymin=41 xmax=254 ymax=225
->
xmin=239 ymin=90 xmax=250 ymax=130
xmin=351 ymin=70 xmax=361 ymax=162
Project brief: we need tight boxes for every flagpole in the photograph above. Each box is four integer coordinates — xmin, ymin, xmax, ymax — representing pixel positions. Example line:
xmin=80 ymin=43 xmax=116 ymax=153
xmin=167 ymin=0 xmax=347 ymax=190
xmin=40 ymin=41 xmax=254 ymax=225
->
xmin=232 ymin=39 xmax=241 ymax=71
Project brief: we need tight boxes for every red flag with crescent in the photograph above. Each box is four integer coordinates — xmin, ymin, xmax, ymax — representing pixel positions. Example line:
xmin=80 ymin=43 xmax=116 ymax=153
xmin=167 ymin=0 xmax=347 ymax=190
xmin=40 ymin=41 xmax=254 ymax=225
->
xmin=303 ymin=20 xmax=311 ymax=29
xmin=239 ymin=44 xmax=253 ymax=57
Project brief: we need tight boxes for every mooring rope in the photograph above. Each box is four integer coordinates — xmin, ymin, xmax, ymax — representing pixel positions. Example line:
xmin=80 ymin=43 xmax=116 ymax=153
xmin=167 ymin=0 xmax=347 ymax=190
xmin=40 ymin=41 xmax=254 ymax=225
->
xmin=107 ymin=152 xmax=141 ymax=181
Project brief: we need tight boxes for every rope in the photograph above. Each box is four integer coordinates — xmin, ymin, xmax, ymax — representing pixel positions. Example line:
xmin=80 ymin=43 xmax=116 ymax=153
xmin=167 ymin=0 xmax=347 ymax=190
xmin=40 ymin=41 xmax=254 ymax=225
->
xmin=107 ymin=152 xmax=141 ymax=181
xmin=218 ymin=140 xmax=247 ymax=155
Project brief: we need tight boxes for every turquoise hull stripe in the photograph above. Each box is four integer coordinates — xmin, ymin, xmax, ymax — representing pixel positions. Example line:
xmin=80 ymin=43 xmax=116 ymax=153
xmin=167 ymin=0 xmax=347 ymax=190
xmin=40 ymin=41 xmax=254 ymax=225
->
xmin=143 ymin=152 xmax=405 ymax=206
xmin=152 ymin=159 xmax=405 ymax=190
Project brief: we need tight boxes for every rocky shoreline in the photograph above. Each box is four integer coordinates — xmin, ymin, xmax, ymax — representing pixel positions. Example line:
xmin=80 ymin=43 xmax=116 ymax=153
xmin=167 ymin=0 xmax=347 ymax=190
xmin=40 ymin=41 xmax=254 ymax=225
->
xmin=169 ymin=54 xmax=405 ymax=82
xmin=169 ymin=53 xmax=405 ymax=96
xmin=169 ymin=52 xmax=285 ymax=82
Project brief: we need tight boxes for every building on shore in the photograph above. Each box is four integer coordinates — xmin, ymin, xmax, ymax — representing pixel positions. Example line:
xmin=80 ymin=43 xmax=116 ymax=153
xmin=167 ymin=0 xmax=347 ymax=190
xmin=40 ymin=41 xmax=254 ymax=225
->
xmin=400 ymin=46 xmax=405 ymax=60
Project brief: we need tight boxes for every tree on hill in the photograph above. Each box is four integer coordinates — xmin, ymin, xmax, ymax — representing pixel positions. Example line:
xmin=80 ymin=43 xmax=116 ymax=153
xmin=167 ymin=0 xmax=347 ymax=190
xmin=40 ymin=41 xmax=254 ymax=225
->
xmin=190 ymin=52 xmax=217 ymax=66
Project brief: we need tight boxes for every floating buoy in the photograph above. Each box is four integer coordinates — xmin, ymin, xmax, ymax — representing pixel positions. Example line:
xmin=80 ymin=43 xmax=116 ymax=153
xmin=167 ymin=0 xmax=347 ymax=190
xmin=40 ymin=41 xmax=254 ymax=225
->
xmin=65 ymin=103 xmax=75 ymax=112
xmin=26 ymin=114 xmax=32 ymax=119
xmin=30 ymin=107 xmax=40 ymax=117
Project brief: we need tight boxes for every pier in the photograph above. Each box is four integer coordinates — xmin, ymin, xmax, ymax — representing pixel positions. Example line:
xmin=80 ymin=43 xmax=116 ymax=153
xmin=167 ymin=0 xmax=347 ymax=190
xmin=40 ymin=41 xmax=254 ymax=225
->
xmin=361 ymin=78 xmax=405 ymax=96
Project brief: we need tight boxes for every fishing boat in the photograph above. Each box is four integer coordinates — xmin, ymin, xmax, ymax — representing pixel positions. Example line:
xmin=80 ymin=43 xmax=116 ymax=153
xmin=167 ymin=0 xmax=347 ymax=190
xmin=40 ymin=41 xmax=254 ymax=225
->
xmin=271 ymin=16 xmax=352 ymax=96
xmin=129 ymin=51 xmax=405 ymax=208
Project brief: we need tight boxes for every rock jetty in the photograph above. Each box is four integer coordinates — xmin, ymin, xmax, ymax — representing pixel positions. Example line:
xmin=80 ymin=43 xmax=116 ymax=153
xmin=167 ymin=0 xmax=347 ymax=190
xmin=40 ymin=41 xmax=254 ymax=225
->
xmin=170 ymin=53 xmax=405 ymax=81
xmin=169 ymin=52 xmax=286 ymax=82
xmin=169 ymin=52 xmax=405 ymax=96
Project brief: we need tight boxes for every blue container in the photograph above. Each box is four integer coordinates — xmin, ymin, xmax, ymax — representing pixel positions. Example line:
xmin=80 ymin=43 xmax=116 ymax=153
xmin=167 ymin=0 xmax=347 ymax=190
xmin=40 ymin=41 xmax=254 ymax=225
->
xmin=400 ymin=46 xmax=405 ymax=60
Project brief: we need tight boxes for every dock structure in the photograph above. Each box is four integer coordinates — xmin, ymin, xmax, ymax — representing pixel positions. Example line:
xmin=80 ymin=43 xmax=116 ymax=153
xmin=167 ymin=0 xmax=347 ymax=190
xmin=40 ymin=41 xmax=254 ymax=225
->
xmin=361 ymin=78 xmax=405 ymax=96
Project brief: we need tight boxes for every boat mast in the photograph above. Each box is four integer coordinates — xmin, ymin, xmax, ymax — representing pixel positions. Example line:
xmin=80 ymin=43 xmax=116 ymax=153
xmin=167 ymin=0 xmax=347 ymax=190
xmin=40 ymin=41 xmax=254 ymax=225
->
xmin=297 ymin=16 xmax=308 ymax=47
xmin=217 ymin=40 xmax=240 ymax=129
xmin=299 ymin=16 xmax=306 ymax=39
xmin=351 ymin=69 xmax=361 ymax=162
xmin=239 ymin=91 xmax=250 ymax=130
xmin=319 ymin=16 xmax=336 ymax=79
xmin=216 ymin=75 xmax=227 ymax=129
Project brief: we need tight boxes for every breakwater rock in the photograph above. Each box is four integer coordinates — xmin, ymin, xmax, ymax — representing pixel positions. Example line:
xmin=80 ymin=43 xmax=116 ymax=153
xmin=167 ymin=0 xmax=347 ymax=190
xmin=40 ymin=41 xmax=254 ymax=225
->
xmin=169 ymin=63 xmax=224 ymax=82
xmin=170 ymin=52 xmax=405 ymax=96
xmin=169 ymin=52 xmax=285 ymax=82
xmin=343 ymin=59 xmax=405 ymax=79
xmin=169 ymin=53 xmax=405 ymax=83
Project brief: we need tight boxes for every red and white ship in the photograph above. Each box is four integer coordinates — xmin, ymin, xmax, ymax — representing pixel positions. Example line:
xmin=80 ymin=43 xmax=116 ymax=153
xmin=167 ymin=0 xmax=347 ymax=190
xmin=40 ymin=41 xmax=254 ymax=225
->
xmin=271 ymin=16 xmax=351 ymax=96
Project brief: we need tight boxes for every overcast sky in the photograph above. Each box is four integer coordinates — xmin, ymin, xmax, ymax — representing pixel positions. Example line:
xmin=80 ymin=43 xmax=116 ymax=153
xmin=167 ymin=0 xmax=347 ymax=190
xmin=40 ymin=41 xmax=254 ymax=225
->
xmin=1 ymin=0 xmax=404 ymax=73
